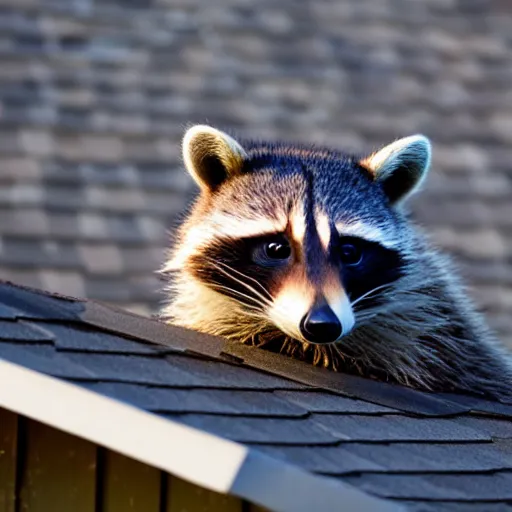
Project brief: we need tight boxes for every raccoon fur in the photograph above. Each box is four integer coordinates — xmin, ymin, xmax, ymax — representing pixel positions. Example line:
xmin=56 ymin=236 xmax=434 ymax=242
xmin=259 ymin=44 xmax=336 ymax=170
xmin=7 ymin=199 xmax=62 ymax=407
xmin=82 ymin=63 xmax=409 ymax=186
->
xmin=160 ymin=124 xmax=512 ymax=400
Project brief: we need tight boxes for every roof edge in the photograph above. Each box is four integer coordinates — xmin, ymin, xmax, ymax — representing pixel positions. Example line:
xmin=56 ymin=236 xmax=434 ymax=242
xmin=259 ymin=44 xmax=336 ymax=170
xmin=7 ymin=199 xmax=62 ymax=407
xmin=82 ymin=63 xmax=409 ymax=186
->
xmin=0 ymin=359 xmax=246 ymax=491
xmin=0 ymin=359 xmax=398 ymax=512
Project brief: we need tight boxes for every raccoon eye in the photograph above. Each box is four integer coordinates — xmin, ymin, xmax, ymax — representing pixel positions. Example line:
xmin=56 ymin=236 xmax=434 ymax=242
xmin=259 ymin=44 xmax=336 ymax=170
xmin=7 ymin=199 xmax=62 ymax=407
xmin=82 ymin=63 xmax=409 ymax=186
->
xmin=252 ymin=237 xmax=291 ymax=266
xmin=265 ymin=241 xmax=291 ymax=260
xmin=339 ymin=240 xmax=363 ymax=266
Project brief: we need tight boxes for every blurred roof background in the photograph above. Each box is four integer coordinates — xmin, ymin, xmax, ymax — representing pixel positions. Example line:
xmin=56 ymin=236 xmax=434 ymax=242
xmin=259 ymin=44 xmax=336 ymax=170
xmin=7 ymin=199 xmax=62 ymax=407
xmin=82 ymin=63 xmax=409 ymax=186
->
xmin=0 ymin=0 xmax=511 ymax=348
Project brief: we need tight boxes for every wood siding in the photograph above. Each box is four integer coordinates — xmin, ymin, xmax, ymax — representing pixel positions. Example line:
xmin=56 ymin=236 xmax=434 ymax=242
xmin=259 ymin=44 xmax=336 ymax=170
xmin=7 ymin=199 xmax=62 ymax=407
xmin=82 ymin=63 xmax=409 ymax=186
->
xmin=100 ymin=450 xmax=161 ymax=512
xmin=18 ymin=419 xmax=97 ymax=512
xmin=0 ymin=409 xmax=17 ymax=512
xmin=166 ymin=476 xmax=243 ymax=512
xmin=0 ymin=408 xmax=269 ymax=512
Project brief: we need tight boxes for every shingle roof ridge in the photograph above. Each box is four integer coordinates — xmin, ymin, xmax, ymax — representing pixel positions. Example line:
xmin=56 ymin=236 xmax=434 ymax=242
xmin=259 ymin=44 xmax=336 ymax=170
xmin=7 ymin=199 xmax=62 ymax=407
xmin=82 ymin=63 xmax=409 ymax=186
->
xmin=0 ymin=279 xmax=510 ymax=418
xmin=0 ymin=278 xmax=86 ymax=303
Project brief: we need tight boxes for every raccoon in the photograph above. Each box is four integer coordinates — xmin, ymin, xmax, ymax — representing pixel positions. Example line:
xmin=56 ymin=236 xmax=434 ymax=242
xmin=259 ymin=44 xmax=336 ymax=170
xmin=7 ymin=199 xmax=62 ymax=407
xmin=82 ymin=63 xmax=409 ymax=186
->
xmin=161 ymin=124 xmax=512 ymax=400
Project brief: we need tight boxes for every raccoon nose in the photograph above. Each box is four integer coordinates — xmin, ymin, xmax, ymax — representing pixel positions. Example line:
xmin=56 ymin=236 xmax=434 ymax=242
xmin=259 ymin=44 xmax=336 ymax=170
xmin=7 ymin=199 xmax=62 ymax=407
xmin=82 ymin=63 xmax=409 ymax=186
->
xmin=300 ymin=302 xmax=342 ymax=344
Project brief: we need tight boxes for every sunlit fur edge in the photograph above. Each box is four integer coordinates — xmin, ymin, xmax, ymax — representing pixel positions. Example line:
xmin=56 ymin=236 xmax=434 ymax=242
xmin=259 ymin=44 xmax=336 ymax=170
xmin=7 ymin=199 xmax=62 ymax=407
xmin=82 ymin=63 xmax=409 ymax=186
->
xmin=160 ymin=229 xmax=512 ymax=400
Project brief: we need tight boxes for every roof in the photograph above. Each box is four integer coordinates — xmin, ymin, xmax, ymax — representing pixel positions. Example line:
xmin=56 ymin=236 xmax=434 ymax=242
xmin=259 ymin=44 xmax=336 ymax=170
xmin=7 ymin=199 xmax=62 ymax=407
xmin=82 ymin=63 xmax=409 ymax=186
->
xmin=0 ymin=1 xmax=511 ymax=349
xmin=0 ymin=280 xmax=511 ymax=511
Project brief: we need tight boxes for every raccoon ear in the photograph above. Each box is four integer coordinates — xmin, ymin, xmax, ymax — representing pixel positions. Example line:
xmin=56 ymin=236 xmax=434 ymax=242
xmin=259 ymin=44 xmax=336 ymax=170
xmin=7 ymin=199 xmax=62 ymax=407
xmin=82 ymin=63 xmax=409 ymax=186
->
xmin=360 ymin=135 xmax=431 ymax=205
xmin=182 ymin=125 xmax=248 ymax=192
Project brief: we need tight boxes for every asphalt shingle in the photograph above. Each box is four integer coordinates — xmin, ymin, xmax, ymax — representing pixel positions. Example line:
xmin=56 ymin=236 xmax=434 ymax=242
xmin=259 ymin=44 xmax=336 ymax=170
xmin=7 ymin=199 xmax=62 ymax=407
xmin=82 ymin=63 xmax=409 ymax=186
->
xmin=0 ymin=281 xmax=84 ymax=320
xmin=177 ymin=414 xmax=342 ymax=445
xmin=79 ymin=382 xmax=308 ymax=416
xmin=275 ymin=390 xmax=397 ymax=414
xmin=342 ymin=472 xmax=512 ymax=501
xmin=402 ymin=502 xmax=512 ymax=512
xmin=0 ymin=303 xmax=25 ymax=319
xmin=311 ymin=414 xmax=490 ymax=443
xmin=340 ymin=442 xmax=512 ymax=473
xmin=0 ymin=320 xmax=54 ymax=342
xmin=254 ymin=444 xmax=384 ymax=474
xmin=454 ymin=417 xmax=512 ymax=440
xmin=39 ymin=322 xmax=168 ymax=355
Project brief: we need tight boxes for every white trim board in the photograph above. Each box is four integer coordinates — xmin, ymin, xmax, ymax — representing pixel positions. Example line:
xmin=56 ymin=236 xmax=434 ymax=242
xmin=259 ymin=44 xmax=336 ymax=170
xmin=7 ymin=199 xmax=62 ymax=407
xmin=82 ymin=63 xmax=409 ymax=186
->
xmin=0 ymin=359 xmax=246 ymax=492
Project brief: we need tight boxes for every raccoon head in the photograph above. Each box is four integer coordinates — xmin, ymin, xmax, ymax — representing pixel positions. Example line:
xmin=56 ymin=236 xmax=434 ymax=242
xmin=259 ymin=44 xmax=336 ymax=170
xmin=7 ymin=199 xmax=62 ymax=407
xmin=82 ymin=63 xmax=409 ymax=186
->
xmin=164 ymin=125 xmax=431 ymax=349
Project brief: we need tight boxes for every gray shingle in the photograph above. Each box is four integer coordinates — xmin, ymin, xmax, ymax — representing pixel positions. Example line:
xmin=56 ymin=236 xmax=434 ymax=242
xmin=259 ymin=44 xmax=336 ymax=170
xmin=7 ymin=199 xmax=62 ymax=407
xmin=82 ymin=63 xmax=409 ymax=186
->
xmin=0 ymin=281 xmax=84 ymax=321
xmin=224 ymin=343 xmax=468 ymax=417
xmin=84 ymin=277 xmax=133 ymax=302
xmin=0 ymin=343 xmax=96 ymax=379
xmin=400 ymin=502 xmax=512 ymax=512
xmin=0 ymin=320 xmax=54 ymax=342
xmin=79 ymin=382 xmax=308 ymax=416
xmin=342 ymin=473 xmax=465 ymax=500
xmin=53 ymin=351 xmax=306 ymax=389
xmin=177 ymin=414 xmax=341 ymax=445
xmin=254 ymin=444 xmax=383 ymax=474
xmin=0 ymin=303 xmax=24 ymax=319
xmin=440 ymin=393 xmax=512 ymax=418
xmin=159 ymin=354 xmax=310 ymax=390
xmin=275 ymin=390 xmax=397 ymax=414
xmin=37 ymin=322 xmax=168 ymax=355
xmin=341 ymin=442 xmax=512 ymax=473
xmin=343 ymin=472 xmax=512 ymax=501
xmin=106 ymin=214 xmax=146 ymax=243
xmin=312 ymin=414 xmax=490 ymax=442
xmin=0 ymin=238 xmax=81 ymax=269
xmin=454 ymin=417 xmax=512 ymax=440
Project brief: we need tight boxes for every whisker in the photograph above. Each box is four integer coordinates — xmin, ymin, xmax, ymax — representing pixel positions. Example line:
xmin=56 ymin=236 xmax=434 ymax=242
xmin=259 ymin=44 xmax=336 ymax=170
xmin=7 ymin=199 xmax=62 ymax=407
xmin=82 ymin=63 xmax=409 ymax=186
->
xmin=211 ymin=260 xmax=274 ymax=300
xmin=205 ymin=261 xmax=274 ymax=308
xmin=212 ymin=259 xmax=274 ymax=301
xmin=351 ymin=283 xmax=395 ymax=309
xmin=207 ymin=282 xmax=267 ymax=312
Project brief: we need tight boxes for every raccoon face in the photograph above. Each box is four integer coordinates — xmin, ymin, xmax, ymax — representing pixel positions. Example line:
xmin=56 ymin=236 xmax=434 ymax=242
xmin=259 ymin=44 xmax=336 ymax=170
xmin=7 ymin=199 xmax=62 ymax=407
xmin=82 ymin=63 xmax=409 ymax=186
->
xmin=168 ymin=125 xmax=431 ymax=345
